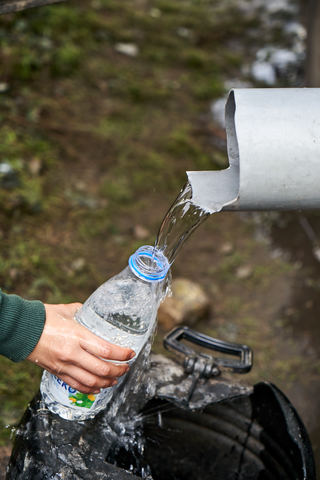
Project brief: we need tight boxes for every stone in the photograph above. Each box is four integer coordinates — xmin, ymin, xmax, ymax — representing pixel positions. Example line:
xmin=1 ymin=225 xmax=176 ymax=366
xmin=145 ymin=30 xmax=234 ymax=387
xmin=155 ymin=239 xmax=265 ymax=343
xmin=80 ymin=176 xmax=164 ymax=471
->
xmin=220 ymin=242 xmax=233 ymax=255
xmin=28 ymin=157 xmax=42 ymax=176
xmin=133 ymin=224 xmax=150 ymax=240
xmin=158 ymin=278 xmax=210 ymax=330
xmin=176 ymin=27 xmax=192 ymax=38
xmin=9 ymin=268 xmax=18 ymax=280
xmin=313 ymin=247 xmax=320 ymax=263
xmin=0 ymin=82 xmax=9 ymax=93
xmin=71 ymin=257 xmax=86 ymax=272
xmin=236 ymin=265 xmax=253 ymax=279
xmin=75 ymin=180 xmax=86 ymax=191
xmin=115 ymin=43 xmax=139 ymax=57
xmin=149 ymin=7 xmax=161 ymax=18
xmin=269 ymin=48 xmax=298 ymax=74
xmin=251 ymin=61 xmax=276 ymax=85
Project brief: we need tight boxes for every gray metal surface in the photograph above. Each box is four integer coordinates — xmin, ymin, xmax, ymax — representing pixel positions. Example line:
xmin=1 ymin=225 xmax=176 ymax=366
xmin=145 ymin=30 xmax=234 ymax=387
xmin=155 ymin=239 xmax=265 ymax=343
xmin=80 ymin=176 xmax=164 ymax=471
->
xmin=188 ymin=88 xmax=320 ymax=212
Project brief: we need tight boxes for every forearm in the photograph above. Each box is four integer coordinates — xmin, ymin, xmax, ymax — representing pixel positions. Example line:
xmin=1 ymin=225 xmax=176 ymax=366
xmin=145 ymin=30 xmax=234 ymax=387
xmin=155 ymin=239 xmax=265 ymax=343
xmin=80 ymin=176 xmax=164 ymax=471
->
xmin=0 ymin=291 xmax=134 ymax=392
xmin=0 ymin=290 xmax=45 ymax=362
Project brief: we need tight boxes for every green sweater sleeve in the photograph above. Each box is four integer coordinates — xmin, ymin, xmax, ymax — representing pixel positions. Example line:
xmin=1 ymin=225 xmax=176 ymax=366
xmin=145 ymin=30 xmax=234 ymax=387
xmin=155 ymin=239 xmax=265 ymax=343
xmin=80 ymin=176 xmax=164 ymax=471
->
xmin=0 ymin=290 xmax=45 ymax=362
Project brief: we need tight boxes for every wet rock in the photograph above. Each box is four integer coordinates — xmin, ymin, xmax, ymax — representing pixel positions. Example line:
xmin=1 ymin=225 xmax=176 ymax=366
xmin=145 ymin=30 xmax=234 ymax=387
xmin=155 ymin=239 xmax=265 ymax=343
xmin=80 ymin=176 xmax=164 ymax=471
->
xmin=133 ymin=224 xmax=150 ymax=240
xmin=158 ymin=278 xmax=210 ymax=330
xmin=115 ymin=43 xmax=139 ymax=57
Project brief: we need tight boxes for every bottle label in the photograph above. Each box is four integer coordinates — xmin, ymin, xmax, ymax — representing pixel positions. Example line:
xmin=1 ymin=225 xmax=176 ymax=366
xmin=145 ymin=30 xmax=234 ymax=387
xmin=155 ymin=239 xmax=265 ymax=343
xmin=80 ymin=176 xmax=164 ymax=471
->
xmin=48 ymin=374 xmax=98 ymax=410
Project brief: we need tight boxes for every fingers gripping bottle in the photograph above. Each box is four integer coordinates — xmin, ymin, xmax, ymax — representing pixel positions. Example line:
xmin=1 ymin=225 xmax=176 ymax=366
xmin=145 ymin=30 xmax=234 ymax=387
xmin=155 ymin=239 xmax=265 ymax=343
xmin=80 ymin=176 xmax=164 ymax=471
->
xmin=40 ymin=246 xmax=170 ymax=421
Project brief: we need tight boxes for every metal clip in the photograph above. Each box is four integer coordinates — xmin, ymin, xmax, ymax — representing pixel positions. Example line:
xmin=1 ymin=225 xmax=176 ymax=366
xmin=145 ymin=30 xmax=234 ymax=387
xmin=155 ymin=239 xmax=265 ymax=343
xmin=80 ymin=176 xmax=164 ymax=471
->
xmin=163 ymin=326 xmax=253 ymax=404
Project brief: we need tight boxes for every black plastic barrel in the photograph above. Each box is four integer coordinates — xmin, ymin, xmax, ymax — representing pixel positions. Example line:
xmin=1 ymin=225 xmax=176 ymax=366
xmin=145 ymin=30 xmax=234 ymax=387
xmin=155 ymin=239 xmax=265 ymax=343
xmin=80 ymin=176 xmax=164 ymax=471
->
xmin=112 ymin=382 xmax=315 ymax=480
xmin=7 ymin=381 xmax=315 ymax=479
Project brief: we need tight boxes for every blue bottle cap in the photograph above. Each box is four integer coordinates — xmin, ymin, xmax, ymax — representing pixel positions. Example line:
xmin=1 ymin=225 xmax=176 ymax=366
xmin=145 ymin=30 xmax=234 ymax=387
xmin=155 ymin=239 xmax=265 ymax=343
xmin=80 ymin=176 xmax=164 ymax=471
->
xmin=129 ymin=246 xmax=170 ymax=282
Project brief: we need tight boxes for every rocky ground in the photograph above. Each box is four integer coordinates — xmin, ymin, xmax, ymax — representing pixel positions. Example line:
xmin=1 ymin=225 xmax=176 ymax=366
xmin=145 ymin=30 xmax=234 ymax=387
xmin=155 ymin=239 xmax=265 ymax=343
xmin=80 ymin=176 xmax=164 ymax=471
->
xmin=0 ymin=0 xmax=319 ymax=477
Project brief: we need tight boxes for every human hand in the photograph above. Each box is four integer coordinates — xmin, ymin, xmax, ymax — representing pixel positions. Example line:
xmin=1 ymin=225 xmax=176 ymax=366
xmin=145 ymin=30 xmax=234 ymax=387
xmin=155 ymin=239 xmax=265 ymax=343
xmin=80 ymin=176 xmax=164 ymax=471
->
xmin=27 ymin=303 xmax=135 ymax=394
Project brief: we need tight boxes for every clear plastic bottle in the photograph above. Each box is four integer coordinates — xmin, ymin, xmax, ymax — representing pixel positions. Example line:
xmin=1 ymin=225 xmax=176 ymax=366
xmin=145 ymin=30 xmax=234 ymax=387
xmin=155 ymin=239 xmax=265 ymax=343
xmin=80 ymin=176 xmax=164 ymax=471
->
xmin=40 ymin=245 xmax=170 ymax=421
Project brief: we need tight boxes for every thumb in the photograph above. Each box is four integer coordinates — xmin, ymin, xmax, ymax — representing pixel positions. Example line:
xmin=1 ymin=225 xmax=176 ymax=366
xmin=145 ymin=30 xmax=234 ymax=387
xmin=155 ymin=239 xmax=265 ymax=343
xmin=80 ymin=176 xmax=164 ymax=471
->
xmin=67 ymin=302 xmax=83 ymax=316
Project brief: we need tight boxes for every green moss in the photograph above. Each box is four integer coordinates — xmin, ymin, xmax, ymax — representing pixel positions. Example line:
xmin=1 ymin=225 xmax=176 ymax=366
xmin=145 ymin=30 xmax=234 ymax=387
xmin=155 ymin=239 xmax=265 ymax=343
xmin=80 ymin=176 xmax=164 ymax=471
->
xmin=100 ymin=175 xmax=134 ymax=204
xmin=213 ymin=252 xmax=247 ymax=282
xmin=154 ymin=1 xmax=181 ymax=14
xmin=77 ymin=210 xmax=112 ymax=240
xmin=12 ymin=47 xmax=42 ymax=81
xmin=51 ymin=43 xmax=83 ymax=76
xmin=191 ymin=79 xmax=225 ymax=101
xmin=167 ymin=125 xmax=201 ymax=156
xmin=0 ymin=127 xmax=56 ymax=214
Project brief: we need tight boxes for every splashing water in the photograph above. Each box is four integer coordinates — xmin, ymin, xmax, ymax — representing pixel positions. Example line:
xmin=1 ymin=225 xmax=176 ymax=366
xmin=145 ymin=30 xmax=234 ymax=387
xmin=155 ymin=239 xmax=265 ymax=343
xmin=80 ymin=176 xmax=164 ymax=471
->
xmin=101 ymin=334 xmax=157 ymax=478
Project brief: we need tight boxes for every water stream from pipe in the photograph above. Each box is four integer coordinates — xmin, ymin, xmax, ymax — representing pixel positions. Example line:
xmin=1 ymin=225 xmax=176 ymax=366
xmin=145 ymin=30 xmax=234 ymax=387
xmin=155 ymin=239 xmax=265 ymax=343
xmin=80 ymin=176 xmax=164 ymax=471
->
xmin=154 ymin=182 xmax=211 ymax=265
xmin=102 ymin=182 xmax=213 ymax=477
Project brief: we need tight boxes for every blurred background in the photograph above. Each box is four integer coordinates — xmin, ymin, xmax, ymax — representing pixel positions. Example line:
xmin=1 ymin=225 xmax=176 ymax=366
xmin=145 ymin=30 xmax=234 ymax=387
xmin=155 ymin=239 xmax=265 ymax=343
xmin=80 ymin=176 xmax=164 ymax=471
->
xmin=0 ymin=0 xmax=320 ymax=475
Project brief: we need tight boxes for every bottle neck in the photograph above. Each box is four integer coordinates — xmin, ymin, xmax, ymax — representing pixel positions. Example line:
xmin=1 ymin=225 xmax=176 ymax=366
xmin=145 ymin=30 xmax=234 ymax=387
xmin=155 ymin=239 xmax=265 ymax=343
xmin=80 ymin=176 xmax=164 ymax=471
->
xmin=129 ymin=246 xmax=170 ymax=283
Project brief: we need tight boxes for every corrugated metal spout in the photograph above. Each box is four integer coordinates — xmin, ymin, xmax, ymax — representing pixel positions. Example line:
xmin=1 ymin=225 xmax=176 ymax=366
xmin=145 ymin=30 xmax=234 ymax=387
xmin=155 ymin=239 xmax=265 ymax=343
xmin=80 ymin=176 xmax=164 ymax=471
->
xmin=188 ymin=88 xmax=320 ymax=212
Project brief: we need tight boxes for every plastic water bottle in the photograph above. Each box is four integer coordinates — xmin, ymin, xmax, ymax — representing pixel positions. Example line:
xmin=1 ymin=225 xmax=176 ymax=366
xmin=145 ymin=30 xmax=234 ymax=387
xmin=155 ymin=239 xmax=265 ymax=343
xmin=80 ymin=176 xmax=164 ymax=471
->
xmin=40 ymin=245 xmax=170 ymax=421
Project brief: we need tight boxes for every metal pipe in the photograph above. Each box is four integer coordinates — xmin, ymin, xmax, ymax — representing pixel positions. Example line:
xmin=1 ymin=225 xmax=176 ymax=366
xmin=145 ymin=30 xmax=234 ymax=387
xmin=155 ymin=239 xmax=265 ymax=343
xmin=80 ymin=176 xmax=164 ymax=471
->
xmin=188 ymin=88 xmax=320 ymax=212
